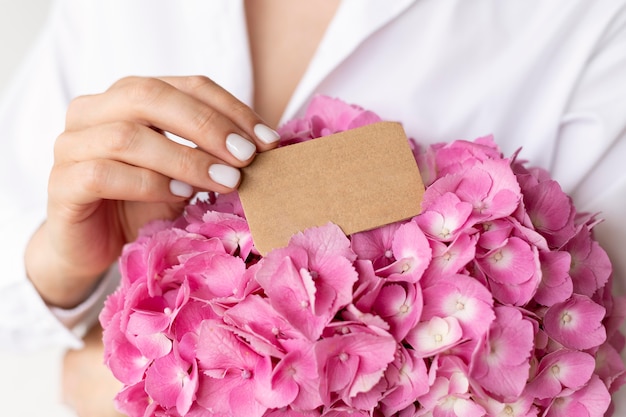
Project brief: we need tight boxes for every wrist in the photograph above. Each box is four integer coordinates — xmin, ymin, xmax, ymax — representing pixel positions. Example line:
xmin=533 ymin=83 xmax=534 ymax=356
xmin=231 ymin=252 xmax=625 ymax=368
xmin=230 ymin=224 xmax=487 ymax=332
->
xmin=25 ymin=222 xmax=107 ymax=309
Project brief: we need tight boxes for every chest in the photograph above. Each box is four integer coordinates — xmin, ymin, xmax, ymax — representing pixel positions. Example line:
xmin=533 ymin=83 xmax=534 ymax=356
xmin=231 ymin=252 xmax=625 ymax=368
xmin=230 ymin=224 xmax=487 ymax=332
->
xmin=244 ymin=0 xmax=340 ymax=127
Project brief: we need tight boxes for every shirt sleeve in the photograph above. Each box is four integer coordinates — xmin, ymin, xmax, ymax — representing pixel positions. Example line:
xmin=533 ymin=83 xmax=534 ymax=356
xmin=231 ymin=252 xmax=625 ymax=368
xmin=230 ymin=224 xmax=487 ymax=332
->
xmin=0 ymin=0 xmax=113 ymax=351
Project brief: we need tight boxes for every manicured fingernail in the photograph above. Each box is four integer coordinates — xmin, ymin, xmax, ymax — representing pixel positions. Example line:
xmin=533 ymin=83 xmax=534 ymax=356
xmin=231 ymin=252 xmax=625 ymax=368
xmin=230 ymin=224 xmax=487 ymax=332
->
xmin=226 ymin=133 xmax=256 ymax=161
xmin=208 ymin=164 xmax=241 ymax=188
xmin=254 ymin=124 xmax=280 ymax=144
xmin=169 ymin=179 xmax=194 ymax=198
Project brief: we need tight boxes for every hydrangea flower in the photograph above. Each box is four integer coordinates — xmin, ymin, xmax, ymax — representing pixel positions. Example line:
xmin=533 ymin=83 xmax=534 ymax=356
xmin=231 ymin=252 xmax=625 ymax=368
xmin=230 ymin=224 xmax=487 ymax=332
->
xmin=101 ymin=95 xmax=625 ymax=417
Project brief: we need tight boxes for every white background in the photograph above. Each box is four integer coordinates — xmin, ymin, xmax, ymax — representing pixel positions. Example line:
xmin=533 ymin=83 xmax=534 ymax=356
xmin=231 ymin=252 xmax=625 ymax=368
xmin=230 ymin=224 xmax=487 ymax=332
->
xmin=0 ymin=1 xmax=75 ymax=416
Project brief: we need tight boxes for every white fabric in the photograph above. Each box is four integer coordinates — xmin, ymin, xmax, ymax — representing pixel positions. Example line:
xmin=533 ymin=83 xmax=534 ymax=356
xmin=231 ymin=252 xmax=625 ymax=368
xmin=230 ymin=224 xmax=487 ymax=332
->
xmin=0 ymin=0 xmax=625 ymax=403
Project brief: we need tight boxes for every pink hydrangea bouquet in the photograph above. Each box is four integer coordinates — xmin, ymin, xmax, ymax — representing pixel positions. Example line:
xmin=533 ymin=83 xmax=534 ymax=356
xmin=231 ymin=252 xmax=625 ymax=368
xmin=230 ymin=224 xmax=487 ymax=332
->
xmin=100 ymin=96 xmax=626 ymax=417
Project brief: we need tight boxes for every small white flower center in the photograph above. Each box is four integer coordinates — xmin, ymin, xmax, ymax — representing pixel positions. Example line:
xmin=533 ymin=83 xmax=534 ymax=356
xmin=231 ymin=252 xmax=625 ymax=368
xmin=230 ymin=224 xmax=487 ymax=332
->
xmin=492 ymin=251 xmax=504 ymax=262
xmin=339 ymin=352 xmax=349 ymax=362
xmin=163 ymin=307 xmax=172 ymax=315
xmin=399 ymin=304 xmax=409 ymax=314
xmin=561 ymin=312 xmax=572 ymax=324
xmin=504 ymin=405 xmax=514 ymax=415
xmin=401 ymin=262 xmax=411 ymax=273
xmin=300 ymin=300 xmax=310 ymax=309
xmin=551 ymin=364 xmax=560 ymax=375
xmin=241 ymin=369 xmax=252 ymax=379
xmin=456 ymin=301 xmax=465 ymax=311
xmin=442 ymin=252 xmax=452 ymax=261
xmin=385 ymin=249 xmax=393 ymax=259
xmin=439 ymin=227 xmax=451 ymax=239
xmin=434 ymin=334 xmax=443 ymax=343
xmin=475 ymin=201 xmax=487 ymax=213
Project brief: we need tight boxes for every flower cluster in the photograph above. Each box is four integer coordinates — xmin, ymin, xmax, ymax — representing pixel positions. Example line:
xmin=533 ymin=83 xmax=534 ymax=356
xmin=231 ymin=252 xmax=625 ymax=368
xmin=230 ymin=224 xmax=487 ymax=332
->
xmin=101 ymin=96 xmax=626 ymax=417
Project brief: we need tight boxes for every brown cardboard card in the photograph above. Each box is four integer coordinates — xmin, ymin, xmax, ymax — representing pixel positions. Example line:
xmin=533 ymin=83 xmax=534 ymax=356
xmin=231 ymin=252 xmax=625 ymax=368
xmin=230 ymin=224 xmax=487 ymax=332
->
xmin=238 ymin=121 xmax=425 ymax=255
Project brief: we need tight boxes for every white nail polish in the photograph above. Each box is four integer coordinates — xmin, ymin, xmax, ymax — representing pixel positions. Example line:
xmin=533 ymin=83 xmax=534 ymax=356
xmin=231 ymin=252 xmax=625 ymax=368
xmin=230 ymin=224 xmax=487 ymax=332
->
xmin=208 ymin=164 xmax=241 ymax=188
xmin=226 ymin=133 xmax=257 ymax=161
xmin=169 ymin=179 xmax=194 ymax=198
xmin=254 ymin=124 xmax=280 ymax=144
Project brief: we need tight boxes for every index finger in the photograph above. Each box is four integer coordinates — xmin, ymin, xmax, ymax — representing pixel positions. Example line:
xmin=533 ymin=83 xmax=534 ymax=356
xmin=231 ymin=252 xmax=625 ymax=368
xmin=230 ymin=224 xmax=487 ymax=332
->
xmin=160 ymin=76 xmax=281 ymax=152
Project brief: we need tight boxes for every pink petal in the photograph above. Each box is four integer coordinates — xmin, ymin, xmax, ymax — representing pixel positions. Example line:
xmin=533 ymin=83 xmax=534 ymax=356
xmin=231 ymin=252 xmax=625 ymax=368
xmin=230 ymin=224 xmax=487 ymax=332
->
xmin=470 ymin=306 xmax=534 ymax=399
xmin=454 ymin=160 xmax=521 ymax=222
xmin=189 ymin=210 xmax=253 ymax=258
xmin=422 ymin=274 xmax=495 ymax=339
xmin=525 ymin=349 xmax=596 ymax=399
xmin=563 ymin=225 xmax=612 ymax=298
xmin=257 ymin=255 xmax=329 ymax=341
xmin=377 ymin=221 xmax=432 ymax=283
xmin=479 ymin=394 xmax=536 ymax=417
xmin=254 ymin=355 xmax=299 ymax=409
xmin=595 ymin=342 xmax=626 ymax=393
xmin=256 ymin=224 xmax=358 ymax=340
xmin=545 ymin=375 xmax=611 ymax=417
xmin=416 ymin=192 xmax=473 ymax=242
xmin=381 ymin=346 xmax=429 ymax=415
xmin=224 ymin=294 xmax=304 ymax=351
xmin=477 ymin=237 xmax=537 ymax=285
xmin=114 ymin=381 xmax=159 ymax=417
xmin=543 ymin=294 xmax=606 ymax=350
xmin=406 ymin=316 xmax=463 ymax=357
xmin=422 ymin=234 xmax=477 ymax=285
xmin=102 ymin=313 xmax=151 ymax=385
xmin=255 ymin=340 xmax=323 ymax=411
xmin=134 ymin=332 xmax=172 ymax=359
xmin=181 ymin=251 xmax=248 ymax=301
xmin=477 ymin=236 xmax=541 ymax=306
xmin=315 ymin=330 xmax=396 ymax=403
xmin=350 ymin=222 xmax=403 ymax=269
xmin=264 ymin=407 xmax=321 ymax=417
xmin=522 ymin=179 xmax=576 ymax=248
xmin=371 ymin=282 xmax=423 ymax=340
xmin=196 ymin=320 xmax=263 ymax=373
xmin=170 ymin=300 xmax=218 ymax=341
xmin=144 ymin=350 xmax=197 ymax=414
xmin=196 ymin=371 xmax=267 ymax=417
xmin=288 ymin=222 xmax=356 ymax=263
xmin=434 ymin=137 xmax=502 ymax=177
xmin=534 ymin=250 xmax=573 ymax=306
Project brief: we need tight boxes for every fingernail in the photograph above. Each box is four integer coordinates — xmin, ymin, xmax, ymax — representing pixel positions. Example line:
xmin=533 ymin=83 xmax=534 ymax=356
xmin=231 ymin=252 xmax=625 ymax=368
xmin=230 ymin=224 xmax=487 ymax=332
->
xmin=226 ymin=133 xmax=257 ymax=161
xmin=208 ymin=164 xmax=241 ymax=188
xmin=254 ymin=124 xmax=280 ymax=144
xmin=169 ymin=179 xmax=194 ymax=198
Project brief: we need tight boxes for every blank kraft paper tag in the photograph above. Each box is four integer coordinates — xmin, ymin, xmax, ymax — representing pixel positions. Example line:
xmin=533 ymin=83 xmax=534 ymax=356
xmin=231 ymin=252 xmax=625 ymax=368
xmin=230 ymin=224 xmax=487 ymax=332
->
xmin=238 ymin=121 xmax=425 ymax=255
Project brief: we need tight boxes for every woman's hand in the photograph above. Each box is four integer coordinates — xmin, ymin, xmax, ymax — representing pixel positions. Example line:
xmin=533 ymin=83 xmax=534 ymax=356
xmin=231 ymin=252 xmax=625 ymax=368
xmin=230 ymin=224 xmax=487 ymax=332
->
xmin=25 ymin=75 xmax=280 ymax=308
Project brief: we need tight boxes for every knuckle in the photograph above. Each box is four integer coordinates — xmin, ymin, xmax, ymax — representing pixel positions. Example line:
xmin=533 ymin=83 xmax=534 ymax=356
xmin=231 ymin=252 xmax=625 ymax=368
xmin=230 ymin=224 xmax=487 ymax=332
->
xmin=183 ymin=75 xmax=216 ymax=91
xmin=190 ymin=106 xmax=219 ymax=135
xmin=111 ymin=75 xmax=142 ymax=90
xmin=135 ymin=169 xmax=157 ymax=199
xmin=65 ymin=95 xmax=92 ymax=126
xmin=121 ymin=76 xmax=168 ymax=105
xmin=174 ymin=146 xmax=201 ymax=179
xmin=106 ymin=121 xmax=141 ymax=154
xmin=228 ymin=99 xmax=253 ymax=120
xmin=52 ymin=131 xmax=70 ymax=161
xmin=80 ymin=160 xmax=112 ymax=196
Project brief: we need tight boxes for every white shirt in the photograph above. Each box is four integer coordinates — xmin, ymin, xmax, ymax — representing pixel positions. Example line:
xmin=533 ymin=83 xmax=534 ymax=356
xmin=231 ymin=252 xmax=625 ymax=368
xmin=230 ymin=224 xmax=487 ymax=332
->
xmin=0 ymin=0 xmax=625 ymax=403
